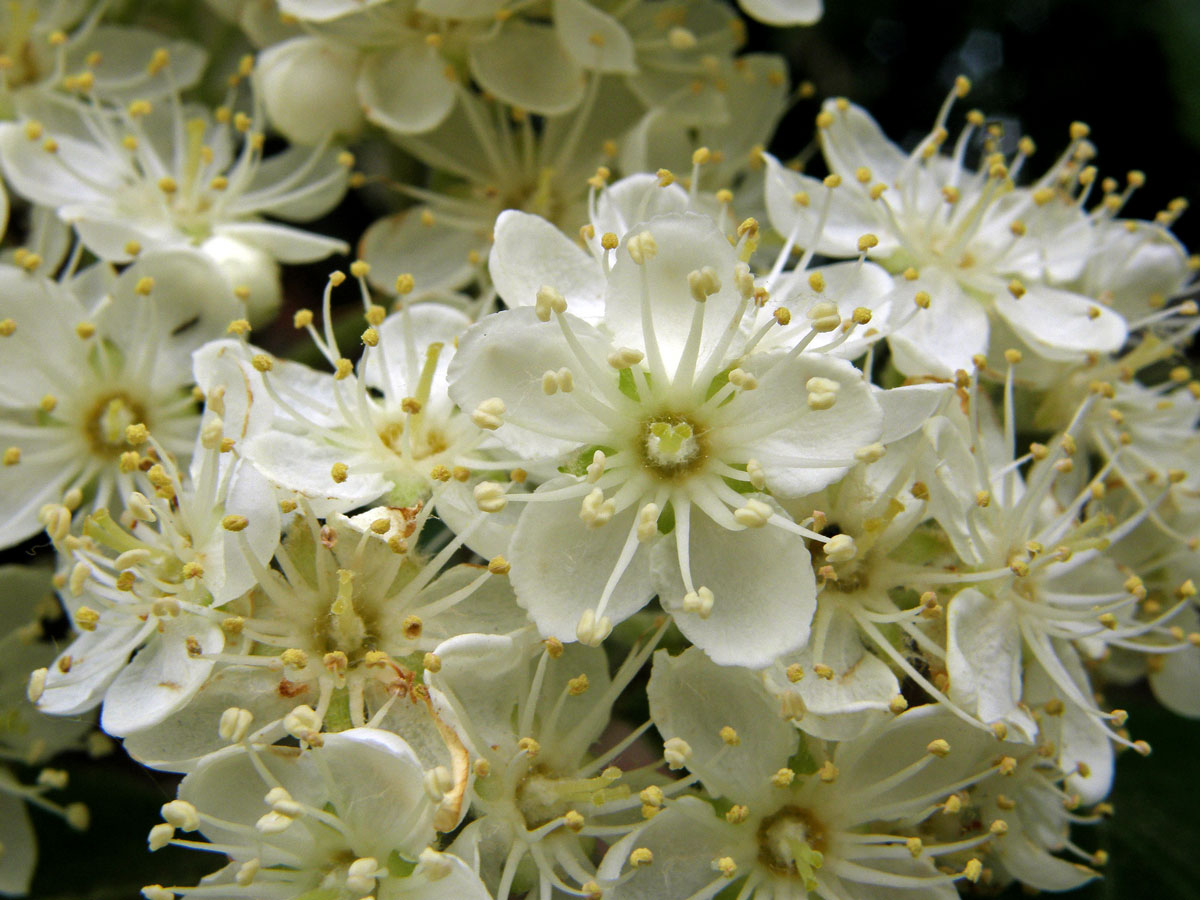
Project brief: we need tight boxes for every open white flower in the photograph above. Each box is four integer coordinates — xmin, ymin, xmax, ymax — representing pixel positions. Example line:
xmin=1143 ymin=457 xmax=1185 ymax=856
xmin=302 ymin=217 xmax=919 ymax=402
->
xmin=0 ymin=4 xmax=206 ymax=115
xmin=917 ymin=369 xmax=1191 ymax=798
xmin=600 ymin=648 xmax=1000 ymax=900
xmin=428 ymin=627 xmax=664 ymax=900
xmin=763 ymin=86 xmax=1128 ymax=377
xmin=31 ymin=411 xmax=280 ymax=739
xmin=0 ymin=251 xmax=235 ymax=548
xmin=143 ymin=728 xmax=490 ymax=900
xmin=210 ymin=273 xmax=482 ymax=514
xmin=0 ymin=82 xmax=351 ymax=322
xmin=450 ymin=208 xmax=885 ymax=665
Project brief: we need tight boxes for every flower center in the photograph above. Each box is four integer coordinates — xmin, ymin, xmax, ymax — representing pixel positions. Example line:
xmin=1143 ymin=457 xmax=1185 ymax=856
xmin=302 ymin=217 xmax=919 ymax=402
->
xmin=639 ymin=414 xmax=708 ymax=480
xmin=85 ymin=393 xmax=146 ymax=456
xmin=758 ymin=806 xmax=827 ymax=888
xmin=515 ymin=766 xmax=627 ymax=830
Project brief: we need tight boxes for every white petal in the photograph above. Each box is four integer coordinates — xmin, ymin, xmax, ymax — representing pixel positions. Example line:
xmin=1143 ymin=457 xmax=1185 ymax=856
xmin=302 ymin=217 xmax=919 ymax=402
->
xmin=490 ymin=210 xmax=606 ymax=320
xmin=1149 ymin=605 xmax=1200 ymax=717
xmin=946 ymin=587 xmax=1037 ymax=740
xmin=359 ymin=41 xmax=457 ymax=135
xmin=100 ymin=616 xmax=224 ymax=736
xmin=38 ymin=620 xmax=150 ymax=717
xmin=764 ymin=154 xmax=892 ymax=257
xmin=242 ymin=430 xmax=390 ymax=513
xmin=876 ymin=382 xmax=953 ymax=444
xmin=256 ymin=37 xmax=364 ymax=144
xmin=448 ymin=307 xmax=614 ymax=458
xmin=121 ymin=665 xmax=295 ymax=772
xmin=604 ymin=212 xmax=742 ymax=374
xmin=0 ymin=792 xmax=35 ymax=896
xmin=739 ymin=0 xmax=822 ymax=25
xmin=468 ymin=20 xmax=585 ymax=115
xmin=764 ymin=601 xmax=898 ymax=741
xmin=656 ymin=507 xmax=817 ymax=668
xmin=508 ymin=496 xmax=655 ymax=642
xmin=992 ymin=283 xmax=1126 ymax=360
xmin=732 ymin=352 xmax=882 ymax=497
xmin=553 ymin=0 xmax=637 ymax=73
xmin=364 ymin=302 xmax=471 ymax=397
xmin=214 ymin=222 xmax=347 ymax=263
xmin=597 ymin=797 xmax=741 ymax=899
xmin=887 ymin=271 xmax=989 ymax=379
xmin=818 ymin=99 xmax=908 ymax=186
xmin=647 ymin=647 xmax=797 ymax=801
xmin=588 ymin=173 xmax=689 ymax=252
xmin=360 ymin=209 xmax=483 ymax=296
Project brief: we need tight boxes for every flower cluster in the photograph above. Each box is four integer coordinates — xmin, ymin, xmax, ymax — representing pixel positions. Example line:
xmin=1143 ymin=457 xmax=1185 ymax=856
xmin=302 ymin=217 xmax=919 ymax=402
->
xmin=0 ymin=2 xmax=1197 ymax=899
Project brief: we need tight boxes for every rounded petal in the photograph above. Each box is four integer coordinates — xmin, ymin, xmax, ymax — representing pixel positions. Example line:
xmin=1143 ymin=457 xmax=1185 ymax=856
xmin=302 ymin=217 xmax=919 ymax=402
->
xmin=257 ymin=37 xmax=364 ymax=144
xmin=213 ymin=222 xmax=347 ymax=264
xmin=946 ymin=587 xmax=1037 ymax=741
xmin=38 ymin=619 xmax=150 ymax=717
xmin=764 ymin=154 xmax=894 ymax=258
xmin=490 ymin=210 xmax=606 ymax=320
xmin=730 ymin=353 xmax=883 ymax=497
xmin=100 ymin=616 xmax=225 ymax=736
xmin=657 ymin=508 xmax=817 ymax=668
xmin=887 ymin=271 xmax=989 ymax=379
xmin=818 ymin=99 xmax=908 ymax=186
xmin=598 ymin=797 xmax=742 ymax=899
xmin=647 ymin=646 xmax=797 ymax=800
xmin=360 ymin=209 xmax=483 ymax=296
xmin=121 ymin=665 xmax=295 ymax=772
xmin=0 ymin=792 xmax=35 ymax=896
xmin=448 ymin=307 xmax=614 ymax=458
xmin=739 ymin=0 xmax=822 ymax=25
xmin=468 ymin=20 xmax=585 ymax=115
xmin=992 ymin=284 xmax=1126 ymax=361
xmin=359 ymin=41 xmax=457 ymax=135
xmin=604 ymin=212 xmax=742 ymax=374
xmin=764 ymin=601 xmax=898 ymax=741
xmin=553 ymin=0 xmax=637 ymax=73
xmin=508 ymin=496 xmax=655 ymax=642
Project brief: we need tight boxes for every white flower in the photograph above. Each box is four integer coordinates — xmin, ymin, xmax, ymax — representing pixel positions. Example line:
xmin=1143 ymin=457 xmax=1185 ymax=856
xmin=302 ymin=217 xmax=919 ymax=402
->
xmin=209 ymin=277 xmax=482 ymax=513
xmin=449 ymin=207 xmax=886 ymax=665
xmin=428 ymin=628 xmax=660 ymax=900
xmin=763 ymin=89 xmax=1128 ymax=377
xmin=145 ymin=728 xmax=491 ymax=900
xmin=130 ymin=503 xmax=529 ymax=754
xmin=0 ymin=252 xmax=235 ymax=548
xmin=917 ymin=376 xmax=1184 ymax=796
xmin=33 ymin=414 xmax=280 ymax=738
xmin=0 ymin=6 xmax=206 ymax=114
xmin=0 ymin=85 xmax=351 ymax=322
xmin=600 ymin=648 xmax=1001 ymax=900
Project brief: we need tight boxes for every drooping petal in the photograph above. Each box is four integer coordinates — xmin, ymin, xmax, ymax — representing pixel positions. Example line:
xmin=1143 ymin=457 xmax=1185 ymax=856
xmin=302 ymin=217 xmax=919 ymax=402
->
xmin=100 ymin=616 xmax=225 ymax=736
xmin=946 ymin=587 xmax=1038 ymax=741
